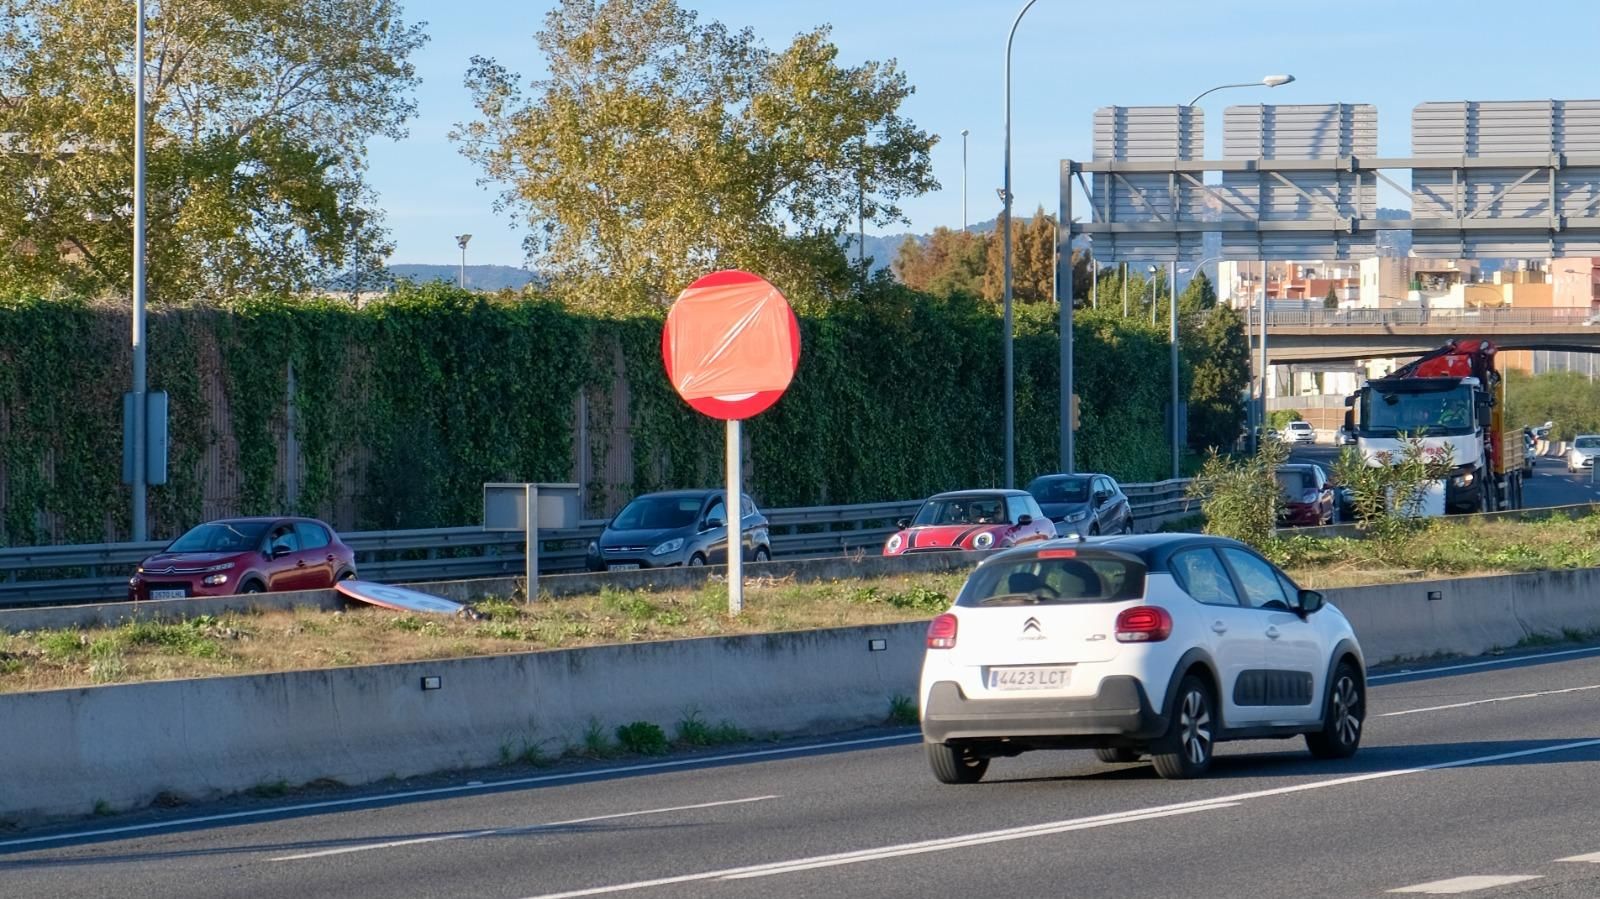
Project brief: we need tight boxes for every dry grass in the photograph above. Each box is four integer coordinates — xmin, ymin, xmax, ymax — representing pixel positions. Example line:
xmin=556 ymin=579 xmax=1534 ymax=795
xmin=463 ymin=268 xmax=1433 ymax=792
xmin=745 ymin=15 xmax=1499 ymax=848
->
xmin=0 ymin=572 xmax=965 ymax=693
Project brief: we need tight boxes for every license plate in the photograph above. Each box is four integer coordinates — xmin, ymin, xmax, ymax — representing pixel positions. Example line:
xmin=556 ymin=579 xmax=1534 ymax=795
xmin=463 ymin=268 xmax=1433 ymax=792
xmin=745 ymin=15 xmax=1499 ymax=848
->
xmin=608 ymin=563 xmax=641 ymax=572
xmin=149 ymin=589 xmax=186 ymax=600
xmin=986 ymin=666 xmax=1072 ymax=691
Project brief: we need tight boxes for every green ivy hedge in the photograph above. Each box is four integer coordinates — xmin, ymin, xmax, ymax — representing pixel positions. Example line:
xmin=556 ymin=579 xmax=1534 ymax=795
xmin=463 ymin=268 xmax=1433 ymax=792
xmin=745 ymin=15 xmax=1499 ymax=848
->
xmin=0 ymin=281 xmax=1225 ymax=546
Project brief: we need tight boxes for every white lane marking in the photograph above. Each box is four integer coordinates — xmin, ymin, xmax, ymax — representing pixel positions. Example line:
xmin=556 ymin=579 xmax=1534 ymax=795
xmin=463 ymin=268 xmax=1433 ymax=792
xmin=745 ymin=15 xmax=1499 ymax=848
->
xmin=0 ymin=734 xmax=912 ymax=851
xmin=1389 ymin=875 xmax=1543 ymax=893
xmin=270 ymin=795 xmax=778 ymax=862
xmin=1370 ymin=646 xmax=1600 ymax=682
xmin=1379 ymin=683 xmax=1600 ymax=717
xmin=520 ymin=738 xmax=1600 ymax=899
xmin=523 ymin=803 xmax=1241 ymax=898
xmin=1558 ymin=851 xmax=1600 ymax=863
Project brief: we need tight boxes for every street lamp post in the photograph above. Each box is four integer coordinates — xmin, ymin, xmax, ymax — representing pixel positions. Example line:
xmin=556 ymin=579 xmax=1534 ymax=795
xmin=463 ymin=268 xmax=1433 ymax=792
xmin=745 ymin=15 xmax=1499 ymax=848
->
xmin=1186 ymin=74 xmax=1295 ymax=107
xmin=130 ymin=0 xmax=149 ymax=541
xmin=455 ymin=234 xmax=472 ymax=289
xmin=1001 ymin=0 xmax=1043 ymax=489
xmin=1148 ymin=264 xmax=1158 ymax=326
xmin=961 ymin=129 xmax=970 ymax=232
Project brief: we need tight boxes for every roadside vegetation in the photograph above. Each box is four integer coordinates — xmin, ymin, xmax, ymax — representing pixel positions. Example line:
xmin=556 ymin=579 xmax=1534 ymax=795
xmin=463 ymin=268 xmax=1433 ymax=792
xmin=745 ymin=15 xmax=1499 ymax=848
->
xmin=4 ymin=508 xmax=1600 ymax=693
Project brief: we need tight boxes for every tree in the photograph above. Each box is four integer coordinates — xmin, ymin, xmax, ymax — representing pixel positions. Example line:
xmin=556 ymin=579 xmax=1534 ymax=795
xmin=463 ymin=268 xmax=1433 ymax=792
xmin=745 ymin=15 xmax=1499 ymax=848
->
xmin=1324 ymin=284 xmax=1340 ymax=310
xmin=893 ymin=227 xmax=986 ymax=298
xmin=977 ymin=208 xmax=1084 ymax=304
xmin=0 ymin=0 xmax=426 ymax=299
xmin=455 ymin=0 xmax=937 ymax=308
xmin=1185 ymin=304 xmax=1250 ymax=453
xmin=1179 ymin=270 xmax=1217 ymax=314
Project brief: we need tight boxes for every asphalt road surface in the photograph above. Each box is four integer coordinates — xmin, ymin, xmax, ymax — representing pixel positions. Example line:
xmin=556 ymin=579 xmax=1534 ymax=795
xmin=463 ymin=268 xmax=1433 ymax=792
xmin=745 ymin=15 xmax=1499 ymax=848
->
xmin=6 ymin=644 xmax=1600 ymax=899
xmin=1290 ymin=445 xmax=1600 ymax=510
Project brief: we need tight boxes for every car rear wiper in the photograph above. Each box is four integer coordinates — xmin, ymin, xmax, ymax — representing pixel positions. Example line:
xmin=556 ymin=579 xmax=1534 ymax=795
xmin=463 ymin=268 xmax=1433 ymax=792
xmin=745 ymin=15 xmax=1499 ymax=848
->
xmin=978 ymin=593 xmax=1052 ymax=606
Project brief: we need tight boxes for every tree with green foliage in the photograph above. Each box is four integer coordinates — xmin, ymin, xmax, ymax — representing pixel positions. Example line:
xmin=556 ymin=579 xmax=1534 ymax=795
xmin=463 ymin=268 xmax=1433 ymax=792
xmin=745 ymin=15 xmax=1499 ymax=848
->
xmin=1324 ymin=285 xmax=1339 ymax=310
xmin=455 ymin=0 xmax=937 ymax=309
xmin=1184 ymin=304 xmax=1250 ymax=453
xmin=1503 ymin=369 xmax=1600 ymax=441
xmin=893 ymin=227 xmax=987 ymax=298
xmin=0 ymin=0 xmax=426 ymax=300
xmin=1179 ymin=270 xmax=1217 ymax=313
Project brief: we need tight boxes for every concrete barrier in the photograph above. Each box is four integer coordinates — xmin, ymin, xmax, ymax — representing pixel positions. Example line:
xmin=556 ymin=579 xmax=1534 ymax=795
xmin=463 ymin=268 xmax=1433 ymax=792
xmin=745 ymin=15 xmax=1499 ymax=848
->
xmin=4 ymin=565 xmax=1600 ymax=825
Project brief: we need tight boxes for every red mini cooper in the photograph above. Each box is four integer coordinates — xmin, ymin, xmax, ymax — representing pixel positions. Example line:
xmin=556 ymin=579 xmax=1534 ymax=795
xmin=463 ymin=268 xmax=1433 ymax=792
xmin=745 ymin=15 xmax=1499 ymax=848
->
xmin=882 ymin=489 xmax=1057 ymax=556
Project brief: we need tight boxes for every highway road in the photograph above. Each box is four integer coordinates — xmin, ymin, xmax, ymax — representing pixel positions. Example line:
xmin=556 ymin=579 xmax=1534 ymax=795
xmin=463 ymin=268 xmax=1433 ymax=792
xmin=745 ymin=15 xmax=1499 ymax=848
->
xmin=1290 ymin=445 xmax=1600 ymax=511
xmin=5 ymin=645 xmax=1600 ymax=898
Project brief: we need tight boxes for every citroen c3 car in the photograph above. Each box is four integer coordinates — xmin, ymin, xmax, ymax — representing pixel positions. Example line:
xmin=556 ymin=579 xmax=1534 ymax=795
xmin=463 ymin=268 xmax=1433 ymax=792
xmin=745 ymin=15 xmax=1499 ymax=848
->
xmin=129 ymin=517 xmax=357 ymax=600
xmin=919 ymin=534 xmax=1365 ymax=783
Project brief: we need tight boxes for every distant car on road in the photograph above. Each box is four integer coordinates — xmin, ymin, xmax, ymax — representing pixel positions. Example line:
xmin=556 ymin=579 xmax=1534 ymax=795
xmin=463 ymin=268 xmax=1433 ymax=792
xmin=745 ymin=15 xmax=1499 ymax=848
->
xmin=1567 ymin=435 xmax=1600 ymax=474
xmin=918 ymin=534 xmax=1365 ymax=782
xmin=1275 ymin=464 xmax=1336 ymax=527
xmin=1024 ymin=473 xmax=1133 ymax=537
xmin=586 ymin=490 xmax=770 ymax=572
xmin=1335 ymin=424 xmax=1357 ymax=446
xmin=883 ymin=490 xmax=1055 ymax=556
xmin=129 ymin=517 xmax=357 ymax=601
xmin=1279 ymin=420 xmax=1317 ymax=445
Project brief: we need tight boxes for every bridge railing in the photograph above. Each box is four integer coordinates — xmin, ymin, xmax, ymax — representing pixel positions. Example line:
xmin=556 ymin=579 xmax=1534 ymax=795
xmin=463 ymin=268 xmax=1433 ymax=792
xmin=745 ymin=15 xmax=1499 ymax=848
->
xmin=1266 ymin=307 xmax=1599 ymax=328
xmin=0 ymin=481 xmax=1196 ymax=607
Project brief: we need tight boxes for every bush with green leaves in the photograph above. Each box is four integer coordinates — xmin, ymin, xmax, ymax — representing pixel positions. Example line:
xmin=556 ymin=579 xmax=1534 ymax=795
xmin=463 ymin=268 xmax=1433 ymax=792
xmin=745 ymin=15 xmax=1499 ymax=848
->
xmin=1332 ymin=435 xmax=1456 ymax=560
xmin=1187 ymin=439 xmax=1288 ymax=549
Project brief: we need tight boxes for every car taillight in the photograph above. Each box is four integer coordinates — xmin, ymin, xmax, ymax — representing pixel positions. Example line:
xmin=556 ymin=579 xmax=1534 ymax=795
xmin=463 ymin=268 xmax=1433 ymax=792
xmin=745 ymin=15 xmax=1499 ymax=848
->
xmin=927 ymin=613 xmax=958 ymax=649
xmin=1115 ymin=606 xmax=1172 ymax=643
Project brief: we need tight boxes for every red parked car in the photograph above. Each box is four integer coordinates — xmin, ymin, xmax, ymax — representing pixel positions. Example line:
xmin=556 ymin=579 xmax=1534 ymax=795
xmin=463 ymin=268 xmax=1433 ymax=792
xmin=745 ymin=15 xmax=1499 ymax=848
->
xmin=883 ymin=490 xmax=1056 ymax=556
xmin=128 ymin=517 xmax=358 ymax=600
xmin=1275 ymin=464 xmax=1336 ymax=527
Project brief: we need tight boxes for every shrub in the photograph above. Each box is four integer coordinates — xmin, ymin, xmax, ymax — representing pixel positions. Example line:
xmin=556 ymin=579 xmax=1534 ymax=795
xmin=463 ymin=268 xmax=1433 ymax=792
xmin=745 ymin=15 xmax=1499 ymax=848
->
xmin=615 ymin=721 xmax=670 ymax=755
xmin=1187 ymin=439 xmax=1288 ymax=549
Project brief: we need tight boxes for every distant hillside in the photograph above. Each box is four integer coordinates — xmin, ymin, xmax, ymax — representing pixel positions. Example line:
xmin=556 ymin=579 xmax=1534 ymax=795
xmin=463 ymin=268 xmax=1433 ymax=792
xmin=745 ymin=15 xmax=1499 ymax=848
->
xmin=387 ymin=264 xmax=541 ymax=291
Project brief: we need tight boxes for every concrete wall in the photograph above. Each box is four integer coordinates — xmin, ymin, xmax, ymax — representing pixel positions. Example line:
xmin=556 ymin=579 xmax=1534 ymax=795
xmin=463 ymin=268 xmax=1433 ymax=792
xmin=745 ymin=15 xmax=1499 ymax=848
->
xmin=5 ymin=565 xmax=1600 ymax=824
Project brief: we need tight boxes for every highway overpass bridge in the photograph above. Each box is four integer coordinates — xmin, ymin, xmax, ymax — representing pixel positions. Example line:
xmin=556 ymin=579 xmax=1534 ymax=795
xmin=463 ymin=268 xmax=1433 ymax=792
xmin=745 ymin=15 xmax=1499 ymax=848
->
xmin=1257 ymin=308 xmax=1600 ymax=366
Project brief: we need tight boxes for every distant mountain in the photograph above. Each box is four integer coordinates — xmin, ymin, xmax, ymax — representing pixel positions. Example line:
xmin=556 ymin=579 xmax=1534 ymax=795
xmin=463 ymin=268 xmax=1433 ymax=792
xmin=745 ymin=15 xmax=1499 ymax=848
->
xmin=386 ymin=264 xmax=541 ymax=291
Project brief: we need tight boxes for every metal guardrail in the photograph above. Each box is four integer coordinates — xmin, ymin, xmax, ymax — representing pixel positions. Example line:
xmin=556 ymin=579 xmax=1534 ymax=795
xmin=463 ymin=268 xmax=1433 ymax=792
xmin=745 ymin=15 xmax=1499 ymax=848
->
xmin=1265 ymin=307 xmax=1600 ymax=328
xmin=0 ymin=483 xmax=1195 ymax=607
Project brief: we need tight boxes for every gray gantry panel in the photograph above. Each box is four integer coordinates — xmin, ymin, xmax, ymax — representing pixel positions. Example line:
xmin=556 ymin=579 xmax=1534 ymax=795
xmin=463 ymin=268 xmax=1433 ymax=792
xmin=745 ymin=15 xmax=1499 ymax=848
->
xmin=1089 ymin=105 xmax=1205 ymax=263
xmin=1412 ymin=100 xmax=1600 ymax=258
xmin=1218 ymin=104 xmax=1378 ymax=260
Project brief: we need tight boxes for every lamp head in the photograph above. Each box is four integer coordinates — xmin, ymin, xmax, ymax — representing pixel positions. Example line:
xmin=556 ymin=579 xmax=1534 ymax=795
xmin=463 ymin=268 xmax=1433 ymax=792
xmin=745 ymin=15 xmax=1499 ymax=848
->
xmin=1262 ymin=74 xmax=1295 ymax=88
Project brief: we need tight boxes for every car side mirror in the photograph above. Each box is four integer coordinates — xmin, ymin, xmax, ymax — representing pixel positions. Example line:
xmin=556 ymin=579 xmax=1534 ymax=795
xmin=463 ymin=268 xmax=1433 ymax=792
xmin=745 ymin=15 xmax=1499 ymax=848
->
xmin=896 ymin=517 xmax=910 ymax=530
xmin=1016 ymin=514 xmax=1033 ymax=526
xmin=1297 ymin=589 xmax=1324 ymax=615
xmin=704 ymin=516 xmax=725 ymax=531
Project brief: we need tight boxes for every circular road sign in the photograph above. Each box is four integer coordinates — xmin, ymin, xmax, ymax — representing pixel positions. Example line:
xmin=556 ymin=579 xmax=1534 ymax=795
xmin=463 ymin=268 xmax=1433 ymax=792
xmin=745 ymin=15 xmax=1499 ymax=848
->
xmin=662 ymin=270 xmax=801 ymax=420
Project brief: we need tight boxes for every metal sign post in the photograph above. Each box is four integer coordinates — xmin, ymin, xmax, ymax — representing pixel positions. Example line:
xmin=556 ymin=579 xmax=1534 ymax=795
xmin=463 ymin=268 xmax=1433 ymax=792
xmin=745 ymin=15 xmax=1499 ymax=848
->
xmin=726 ymin=419 xmax=743 ymax=614
xmin=484 ymin=482 xmax=579 ymax=603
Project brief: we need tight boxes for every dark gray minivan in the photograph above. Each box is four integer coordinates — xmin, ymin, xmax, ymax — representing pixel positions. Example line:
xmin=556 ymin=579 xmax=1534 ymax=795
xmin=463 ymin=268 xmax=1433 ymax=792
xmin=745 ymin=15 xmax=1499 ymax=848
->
xmin=585 ymin=489 xmax=772 ymax=572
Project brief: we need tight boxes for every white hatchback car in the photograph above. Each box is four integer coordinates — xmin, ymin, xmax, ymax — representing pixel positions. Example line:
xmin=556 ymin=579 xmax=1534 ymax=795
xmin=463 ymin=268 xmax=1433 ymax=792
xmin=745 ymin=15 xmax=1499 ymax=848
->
xmin=919 ymin=534 xmax=1365 ymax=782
xmin=1567 ymin=435 xmax=1600 ymax=473
xmin=1279 ymin=420 xmax=1317 ymax=445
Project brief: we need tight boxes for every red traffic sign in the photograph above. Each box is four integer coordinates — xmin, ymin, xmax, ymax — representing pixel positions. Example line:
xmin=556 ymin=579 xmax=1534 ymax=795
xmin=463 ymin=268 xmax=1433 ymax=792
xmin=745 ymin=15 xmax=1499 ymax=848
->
xmin=662 ymin=270 xmax=801 ymax=420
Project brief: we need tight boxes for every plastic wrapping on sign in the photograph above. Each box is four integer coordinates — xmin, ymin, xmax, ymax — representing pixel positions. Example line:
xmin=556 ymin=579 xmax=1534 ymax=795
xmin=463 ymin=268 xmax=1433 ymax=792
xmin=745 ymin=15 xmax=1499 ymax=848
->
xmin=666 ymin=280 xmax=796 ymax=400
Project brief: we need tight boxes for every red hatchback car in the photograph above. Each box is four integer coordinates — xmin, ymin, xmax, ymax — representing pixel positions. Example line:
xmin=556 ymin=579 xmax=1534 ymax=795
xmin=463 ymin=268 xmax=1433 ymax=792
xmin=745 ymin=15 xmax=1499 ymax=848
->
xmin=883 ymin=489 xmax=1056 ymax=556
xmin=128 ymin=517 xmax=358 ymax=601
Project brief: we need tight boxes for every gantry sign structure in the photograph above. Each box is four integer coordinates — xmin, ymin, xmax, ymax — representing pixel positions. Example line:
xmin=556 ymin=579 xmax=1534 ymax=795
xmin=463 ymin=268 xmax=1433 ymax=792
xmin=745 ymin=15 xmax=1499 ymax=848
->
xmin=1063 ymin=99 xmax=1600 ymax=263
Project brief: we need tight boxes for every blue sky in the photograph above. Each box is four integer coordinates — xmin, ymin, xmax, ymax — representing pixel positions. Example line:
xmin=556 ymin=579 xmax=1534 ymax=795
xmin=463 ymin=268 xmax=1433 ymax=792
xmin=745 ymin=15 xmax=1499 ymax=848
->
xmin=368 ymin=0 xmax=1600 ymax=267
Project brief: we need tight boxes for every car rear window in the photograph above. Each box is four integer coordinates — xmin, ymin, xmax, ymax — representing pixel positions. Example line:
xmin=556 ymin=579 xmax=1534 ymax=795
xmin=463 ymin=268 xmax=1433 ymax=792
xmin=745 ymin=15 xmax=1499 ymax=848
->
xmin=956 ymin=551 xmax=1146 ymax=606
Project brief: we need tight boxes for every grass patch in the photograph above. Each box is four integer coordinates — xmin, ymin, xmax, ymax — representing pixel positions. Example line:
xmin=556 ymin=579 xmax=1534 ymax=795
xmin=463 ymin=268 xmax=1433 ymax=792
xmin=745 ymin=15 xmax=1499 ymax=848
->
xmin=674 ymin=710 xmax=749 ymax=747
xmin=615 ymin=721 xmax=669 ymax=755
xmin=887 ymin=694 xmax=919 ymax=726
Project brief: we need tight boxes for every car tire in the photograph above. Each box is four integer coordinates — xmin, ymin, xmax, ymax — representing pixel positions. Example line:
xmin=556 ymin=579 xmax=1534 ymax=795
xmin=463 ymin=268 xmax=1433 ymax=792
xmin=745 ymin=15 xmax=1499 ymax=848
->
xmin=1306 ymin=661 xmax=1365 ymax=760
xmin=754 ymin=546 xmax=770 ymax=563
xmin=1093 ymin=747 xmax=1140 ymax=764
xmin=240 ymin=580 xmax=265 ymax=595
xmin=1151 ymin=674 xmax=1216 ymax=780
xmin=688 ymin=554 xmax=706 ymax=567
xmin=927 ymin=742 xmax=989 ymax=784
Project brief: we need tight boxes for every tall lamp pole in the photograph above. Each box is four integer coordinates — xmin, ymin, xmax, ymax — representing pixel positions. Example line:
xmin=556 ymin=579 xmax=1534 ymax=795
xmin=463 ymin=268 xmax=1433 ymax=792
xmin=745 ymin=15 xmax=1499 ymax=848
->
xmin=1002 ymin=0 xmax=1043 ymax=489
xmin=961 ymin=129 xmax=970 ymax=232
xmin=455 ymin=234 xmax=472 ymax=289
xmin=130 ymin=0 xmax=149 ymax=542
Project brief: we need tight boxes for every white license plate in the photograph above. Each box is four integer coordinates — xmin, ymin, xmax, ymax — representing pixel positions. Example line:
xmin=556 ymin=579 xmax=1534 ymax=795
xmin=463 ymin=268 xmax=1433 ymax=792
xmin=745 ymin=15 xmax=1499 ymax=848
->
xmin=608 ymin=563 xmax=641 ymax=572
xmin=986 ymin=666 xmax=1072 ymax=691
xmin=149 ymin=589 xmax=187 ymax=600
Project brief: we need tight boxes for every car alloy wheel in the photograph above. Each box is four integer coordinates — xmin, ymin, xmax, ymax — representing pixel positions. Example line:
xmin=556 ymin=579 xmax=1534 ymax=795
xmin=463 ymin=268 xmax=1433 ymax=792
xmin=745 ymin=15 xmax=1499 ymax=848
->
xmin=1178 ymin=689 xmax=1212 ymax=765
xmin=1307 ymin=661 xmax=1365 ymax=759
xmin=1152 ymin=675 xmax=1214 ymax=779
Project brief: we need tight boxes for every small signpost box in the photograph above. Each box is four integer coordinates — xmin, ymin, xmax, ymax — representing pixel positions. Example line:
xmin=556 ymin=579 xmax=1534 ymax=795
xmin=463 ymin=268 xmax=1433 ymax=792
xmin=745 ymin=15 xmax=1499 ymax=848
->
xmin=484 ymin=482 xmax=580 ymax=602
xmin=662 ymin=270 xmax=801 ymax=614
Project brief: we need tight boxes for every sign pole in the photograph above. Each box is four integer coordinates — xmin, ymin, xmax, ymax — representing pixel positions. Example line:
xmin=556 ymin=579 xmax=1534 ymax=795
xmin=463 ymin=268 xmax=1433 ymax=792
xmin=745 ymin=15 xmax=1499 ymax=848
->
xmin=726 ymin=419 xmax=743 ymax=615
xmin=525 ymin=483 xmax=538 ymax=603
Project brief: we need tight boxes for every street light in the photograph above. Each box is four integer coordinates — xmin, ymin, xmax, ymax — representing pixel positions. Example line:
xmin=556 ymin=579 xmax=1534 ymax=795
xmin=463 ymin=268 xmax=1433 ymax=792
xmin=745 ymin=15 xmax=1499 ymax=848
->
xmin=130 ymin=0 xmax=149 ymax=541
xmin=961 ymin=129 xmax=970 ymax=232
xmin=455 ymin=234 xmax=472 ymax=289
xmin=1186 ymin=74 xmax=1295 ymax=107
xmin=1001 ymin=0 xmax=1044 ymax=488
